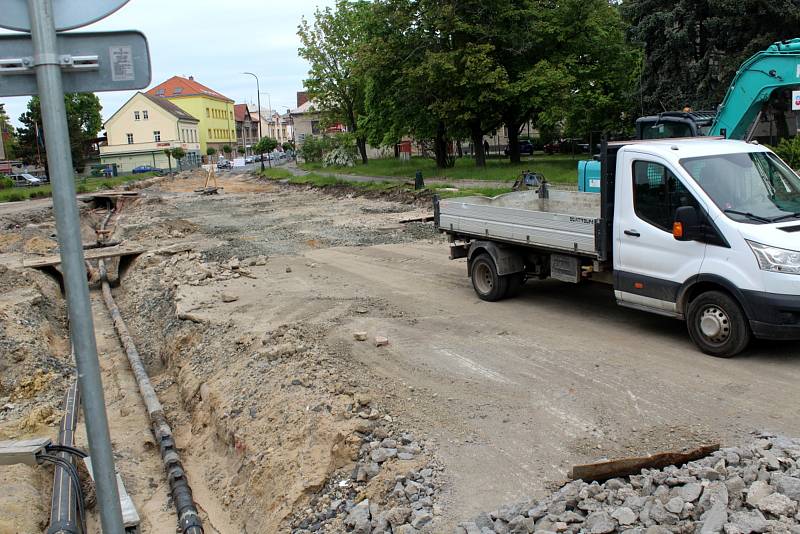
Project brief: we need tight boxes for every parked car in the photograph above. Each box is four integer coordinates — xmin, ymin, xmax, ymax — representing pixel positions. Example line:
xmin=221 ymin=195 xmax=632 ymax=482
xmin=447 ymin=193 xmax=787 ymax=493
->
xmin=217 ymin=159 xmax=232 ymax=169
xmin=9 ymin=173 xmax=43 ymax=187
xmin=504 ymin=140 xmax=535 ymax=156
xmin=245 ymin=156 xmax=254 ymax=164
xmin=132 ymin=165 xmax=164 ymax=175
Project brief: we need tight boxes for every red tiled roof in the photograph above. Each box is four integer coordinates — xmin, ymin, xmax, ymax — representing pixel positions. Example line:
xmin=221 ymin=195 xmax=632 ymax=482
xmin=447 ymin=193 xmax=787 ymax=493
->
xmin=146 ymin=75 xmax=233 ymax=102
xmin=234 ymin=104 xmax=251 ymax=122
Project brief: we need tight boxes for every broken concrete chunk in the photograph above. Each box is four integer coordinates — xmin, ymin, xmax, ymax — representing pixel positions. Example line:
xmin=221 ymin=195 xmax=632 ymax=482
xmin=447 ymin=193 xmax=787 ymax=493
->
xmin=353 ymin=331 xmax=368 ymax=341
xmin=375 ymin=336 xmax=389 ymax=347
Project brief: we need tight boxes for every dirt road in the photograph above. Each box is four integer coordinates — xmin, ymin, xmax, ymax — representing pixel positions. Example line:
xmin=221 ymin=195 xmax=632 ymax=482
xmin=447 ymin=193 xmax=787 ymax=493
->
xmin=1 ymin=172 xmax=798 ymax=532
xmin=186 ymin=238 xmax=800 ymax=523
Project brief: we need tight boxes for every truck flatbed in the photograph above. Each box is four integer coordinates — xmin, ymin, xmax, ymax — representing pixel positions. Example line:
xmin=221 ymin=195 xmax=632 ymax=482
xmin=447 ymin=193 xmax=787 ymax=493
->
xmin=438 ymin=190 xmax=601 ymax=257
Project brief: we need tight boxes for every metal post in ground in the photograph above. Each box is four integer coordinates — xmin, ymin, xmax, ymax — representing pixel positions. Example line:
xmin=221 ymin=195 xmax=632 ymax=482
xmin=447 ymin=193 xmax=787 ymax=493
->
xmin=26 ymin=0 xmax=124 ymax=532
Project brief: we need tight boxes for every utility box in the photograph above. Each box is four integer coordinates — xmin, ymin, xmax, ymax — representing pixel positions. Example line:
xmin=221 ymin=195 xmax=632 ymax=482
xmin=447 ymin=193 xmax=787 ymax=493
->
xmin=577 ymin=160 xmax=601 ymax=193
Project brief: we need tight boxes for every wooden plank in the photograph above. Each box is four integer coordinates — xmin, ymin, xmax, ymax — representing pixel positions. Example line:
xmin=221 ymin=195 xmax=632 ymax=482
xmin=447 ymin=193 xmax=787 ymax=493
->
xmin=23 ymin=246 xmax=147 ymax=269
xmin=399 ymin=215 xmax=435 ymax=224
xmin=570 ymin=443 xmax=720 ymax=482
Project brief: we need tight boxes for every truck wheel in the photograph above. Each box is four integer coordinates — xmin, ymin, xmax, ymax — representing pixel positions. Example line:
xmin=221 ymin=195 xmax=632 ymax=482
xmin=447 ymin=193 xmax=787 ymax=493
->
xmin=687 ymin=291 xmax=751 ymax=358
xmin=470 ymin=254 xmax=507 ymax=301
xmin=503 ymin=272 xmax=526 ymax=298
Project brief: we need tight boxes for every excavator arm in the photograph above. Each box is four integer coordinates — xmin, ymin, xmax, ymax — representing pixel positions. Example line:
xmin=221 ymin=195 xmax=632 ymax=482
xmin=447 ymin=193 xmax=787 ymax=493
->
xmin=711 ymin=38 xmax=800 ymax=139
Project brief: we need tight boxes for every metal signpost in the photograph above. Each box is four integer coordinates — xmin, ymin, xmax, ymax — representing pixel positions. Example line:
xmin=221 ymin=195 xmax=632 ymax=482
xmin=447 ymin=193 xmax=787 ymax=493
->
xmin=0 ymin=1 xmax=150 ymax=532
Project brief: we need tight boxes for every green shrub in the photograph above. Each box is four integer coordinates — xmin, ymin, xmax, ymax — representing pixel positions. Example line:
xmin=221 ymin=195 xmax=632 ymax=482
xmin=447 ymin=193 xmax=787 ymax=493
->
xmin=773 ymin=136 xmax=800 ymax=169
xmin=100 ymin=181 xmax=114 ymax=189
xmin=76 ymin=184 xmax=89 ymax=194
xmin=0 ymin=176 xmax=12 ymax=190
xmin=299 ymin=136 xmax=325 ymax=163
xmin=6 ymin=192 xmax=25 ymax=202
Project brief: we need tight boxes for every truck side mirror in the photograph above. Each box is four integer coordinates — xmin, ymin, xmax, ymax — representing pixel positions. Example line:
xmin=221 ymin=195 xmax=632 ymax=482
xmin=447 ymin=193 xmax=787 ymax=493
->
xmin=673 ymin=206 xmax=701 ymax=241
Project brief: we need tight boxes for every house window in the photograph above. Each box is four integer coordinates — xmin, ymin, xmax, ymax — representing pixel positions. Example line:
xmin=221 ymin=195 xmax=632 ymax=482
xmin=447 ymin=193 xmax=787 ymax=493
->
xmin=153 ymin=131 xmax=161 ymax=142
xmin=142 ymin=110 xmax=149 ymax=120
xmin=126 ymin=133 xmax=134 ymax=144
xmin=156 ymin=88 xmax=165 ymax=96
xmin=174 ymin=87 xmax=183 ymax=95
xmin=208 ymin=129 xmax=213 ymax=139
xmin=206 ymin=108 xmax=210 ymax=118
xmin=134 ymin=111 xmax=140 ymax=121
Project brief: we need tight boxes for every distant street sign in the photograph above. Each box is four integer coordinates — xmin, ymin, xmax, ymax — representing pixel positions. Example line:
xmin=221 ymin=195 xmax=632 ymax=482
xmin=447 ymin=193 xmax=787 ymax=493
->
xmin=0 ymin=31 xmax=151 ymax=97
xmin=793 ymin=90 xmax=800 ymax=111
xmin=0 ymin=0 xmax=131 ymax=32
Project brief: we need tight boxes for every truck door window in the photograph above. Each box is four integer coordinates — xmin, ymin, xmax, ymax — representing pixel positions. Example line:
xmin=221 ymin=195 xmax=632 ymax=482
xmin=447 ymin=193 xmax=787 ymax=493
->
xmin=632 ymin=161 xmax=699 ymax=232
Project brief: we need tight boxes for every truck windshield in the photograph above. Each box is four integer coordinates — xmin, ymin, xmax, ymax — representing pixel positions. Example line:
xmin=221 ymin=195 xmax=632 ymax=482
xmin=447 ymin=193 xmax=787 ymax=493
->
xmin=680 ymin=151 xmax=800 ymax=223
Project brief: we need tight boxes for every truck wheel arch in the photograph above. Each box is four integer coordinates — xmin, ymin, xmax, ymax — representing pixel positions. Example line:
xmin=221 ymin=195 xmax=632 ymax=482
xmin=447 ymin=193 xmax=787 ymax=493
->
xmin=467 ymin=241 xmax=525 ymax=276
xmin=677 ymin=275 xmax=755 ymax=321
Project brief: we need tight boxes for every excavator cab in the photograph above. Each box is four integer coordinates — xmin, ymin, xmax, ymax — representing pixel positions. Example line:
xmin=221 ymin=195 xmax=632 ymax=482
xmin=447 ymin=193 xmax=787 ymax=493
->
xmin=635 ymin=111 xmax=717 ymax=140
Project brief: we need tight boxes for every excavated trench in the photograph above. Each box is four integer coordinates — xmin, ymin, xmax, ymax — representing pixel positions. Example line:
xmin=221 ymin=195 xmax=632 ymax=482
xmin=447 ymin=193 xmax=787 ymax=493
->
xmin=2 ymin=175 xmax=444 ymax=533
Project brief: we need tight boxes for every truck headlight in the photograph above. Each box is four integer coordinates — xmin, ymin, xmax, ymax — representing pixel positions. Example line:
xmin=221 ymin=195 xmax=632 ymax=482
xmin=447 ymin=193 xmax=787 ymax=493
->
xmin=747 ymin=240 xmax=800 ymax=275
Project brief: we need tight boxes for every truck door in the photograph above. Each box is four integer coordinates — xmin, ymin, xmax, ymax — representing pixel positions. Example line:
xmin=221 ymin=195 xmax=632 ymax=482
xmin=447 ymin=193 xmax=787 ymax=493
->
xmin=614 ymin=155 xmax=707 ymax=315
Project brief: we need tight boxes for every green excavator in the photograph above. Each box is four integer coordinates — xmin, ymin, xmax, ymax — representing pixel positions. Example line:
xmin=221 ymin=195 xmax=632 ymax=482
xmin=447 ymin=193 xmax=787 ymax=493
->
xmin=637 ymin=38 xmax=800 ymax=141
xmin=578 ymin=38 xmax=800 ymax=192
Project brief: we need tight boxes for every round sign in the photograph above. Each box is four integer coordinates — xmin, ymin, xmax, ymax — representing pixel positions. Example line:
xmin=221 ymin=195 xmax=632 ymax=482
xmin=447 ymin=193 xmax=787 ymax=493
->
xmin=0 ymin=0 xmax=131 ymax=32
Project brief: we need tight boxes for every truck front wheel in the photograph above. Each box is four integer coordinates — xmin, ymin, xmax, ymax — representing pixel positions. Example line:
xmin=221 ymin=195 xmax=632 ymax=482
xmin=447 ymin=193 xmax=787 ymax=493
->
xmin=470 ymin=253 xmax=508 ymax=301
xmin=686 ymin=291 xmax=751 ymax=358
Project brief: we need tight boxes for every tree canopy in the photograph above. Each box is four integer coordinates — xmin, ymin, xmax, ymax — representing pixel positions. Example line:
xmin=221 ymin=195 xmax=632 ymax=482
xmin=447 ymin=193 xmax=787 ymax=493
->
xmin=298 ymin=0 xmax=373 ymax=163
xmin=298 ymin=0 xmax=800 ymax=168
xmin=623 ymin=0 xmax=800 ymax=113
xmin=17 ymin=93 xmax=102 ymax=171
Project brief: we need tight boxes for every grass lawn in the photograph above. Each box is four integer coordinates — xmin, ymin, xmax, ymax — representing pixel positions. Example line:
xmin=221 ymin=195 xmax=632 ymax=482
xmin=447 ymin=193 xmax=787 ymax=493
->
xmin=300 ymin=153 xmax=583 ymax=184
xmin=259 ymin=168 xmax=512 ymax=199
xmin=259 ymin=169 xmax=397 ymax=192
xmin=0 ymin=173 xmax=157 ymax=203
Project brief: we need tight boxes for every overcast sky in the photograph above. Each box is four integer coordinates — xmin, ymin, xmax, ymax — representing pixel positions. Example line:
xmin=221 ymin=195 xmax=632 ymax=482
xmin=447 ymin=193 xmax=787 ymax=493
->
xmin=0 ymin=0 xmax=336 ymax=128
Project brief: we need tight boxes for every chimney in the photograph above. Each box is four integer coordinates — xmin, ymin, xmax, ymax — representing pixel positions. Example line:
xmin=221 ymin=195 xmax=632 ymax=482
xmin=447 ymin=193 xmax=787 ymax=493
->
xmin=297 ymin=91 xmax=308 ymax=108
xmin=189 ymin=75 xmax=194 ymax=81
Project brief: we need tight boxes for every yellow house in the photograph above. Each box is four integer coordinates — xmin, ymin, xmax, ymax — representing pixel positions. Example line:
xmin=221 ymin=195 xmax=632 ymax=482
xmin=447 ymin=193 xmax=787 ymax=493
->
xmin=147 ymin=76 xmax=236 ymax=156
xmin=100 ymin=92 xmax=201 ymax=172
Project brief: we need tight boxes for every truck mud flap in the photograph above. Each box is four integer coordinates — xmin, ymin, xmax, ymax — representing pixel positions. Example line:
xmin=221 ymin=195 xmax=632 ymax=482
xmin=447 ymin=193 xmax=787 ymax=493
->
xmin=551 ymin=254 xmax=580 ymax=283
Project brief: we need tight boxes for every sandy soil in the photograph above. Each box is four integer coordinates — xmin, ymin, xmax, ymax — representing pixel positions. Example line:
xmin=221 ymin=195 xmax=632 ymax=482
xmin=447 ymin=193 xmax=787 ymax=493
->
xmin=1 ymin=171 xmax=798 ymax=533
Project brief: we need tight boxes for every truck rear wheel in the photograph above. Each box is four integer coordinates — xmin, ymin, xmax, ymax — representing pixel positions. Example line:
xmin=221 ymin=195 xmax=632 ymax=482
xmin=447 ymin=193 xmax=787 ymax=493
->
xmin=687 ymin=291 xmax=751 ymax=358
xmin=470 ymin=253 xmax=508 ymax=301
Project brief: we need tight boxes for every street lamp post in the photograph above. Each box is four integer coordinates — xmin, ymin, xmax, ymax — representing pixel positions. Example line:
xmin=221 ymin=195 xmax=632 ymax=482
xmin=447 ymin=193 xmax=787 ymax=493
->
xmin=243 ymin=72 xmax=264 ymax=171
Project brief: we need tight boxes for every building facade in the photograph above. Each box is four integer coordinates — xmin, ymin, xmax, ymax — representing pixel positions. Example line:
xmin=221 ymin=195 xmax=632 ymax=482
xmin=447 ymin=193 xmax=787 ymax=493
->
xmin=248 ymin=105 xmax=294 ymax=146
xmin=147 ymin=76 xmax=235 ymax=155
xmin=100 ymin=92 xmax=200 ymax=172
xmin=234 ymin=104 xmax=259 ymax=156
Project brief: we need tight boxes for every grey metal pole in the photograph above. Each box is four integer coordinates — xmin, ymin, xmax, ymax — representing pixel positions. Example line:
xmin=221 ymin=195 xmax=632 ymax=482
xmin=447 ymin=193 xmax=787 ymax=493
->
xmin=26 ymin=0 xmax=124 ymax=532
xmin=244 ymin=72 xmax=264 ymax=171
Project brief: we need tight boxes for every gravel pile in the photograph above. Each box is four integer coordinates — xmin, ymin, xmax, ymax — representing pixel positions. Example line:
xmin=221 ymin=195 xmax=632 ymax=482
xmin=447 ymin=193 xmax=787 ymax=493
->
xmin=290 ymin=427 xmax=442 ymax=534
xmin=457 ymin=434 xmax=800 ymax=534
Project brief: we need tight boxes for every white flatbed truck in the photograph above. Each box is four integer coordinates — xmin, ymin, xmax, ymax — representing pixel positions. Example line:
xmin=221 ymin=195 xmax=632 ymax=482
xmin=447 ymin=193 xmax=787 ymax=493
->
xmin=435 ymin=138 xmax=800 ymax=357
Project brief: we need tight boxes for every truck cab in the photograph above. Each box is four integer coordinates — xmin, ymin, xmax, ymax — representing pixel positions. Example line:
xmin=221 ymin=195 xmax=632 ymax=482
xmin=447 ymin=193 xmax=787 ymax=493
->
xmin=609 ymin=138 xmax=800 ymax=355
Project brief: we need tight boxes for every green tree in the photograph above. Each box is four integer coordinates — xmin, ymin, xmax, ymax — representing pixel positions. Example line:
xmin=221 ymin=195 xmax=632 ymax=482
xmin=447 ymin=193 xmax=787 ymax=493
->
xmin=556 ymin=0 xmax=641 ymax=143
xmin=206 ymin=147 xmax=217 ymax=163
xmin=164 ymin=148 xmax=174 ymax=175
xmin=358 ymin=0 xmax=461 ymax=168
xmin=254 ymin=137 xmax=279 ymax=168
xmin=237 ymin=145 xmax=245 ymax=156
xmin=0 ymin=105 xmax=16 ymax=160
xmin=171 ymin=147 xmax=186 ymax=170
xmin=222 ymin=144 xmax=232 ymax=159
xmin=299 ymin=0 xmax=373 ymax=164
xmin=623 ymin=0 xmax=800 ymax=115
xmin=17 ymin=93 xmax=102 ymax=171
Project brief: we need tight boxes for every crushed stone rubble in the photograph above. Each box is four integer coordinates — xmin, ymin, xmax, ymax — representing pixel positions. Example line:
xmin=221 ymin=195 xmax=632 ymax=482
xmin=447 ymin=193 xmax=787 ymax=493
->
xmin=290 ymin=425 xmax=443 ymax=534
xmin=457 ymin=434 xmax=800 ymax=534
